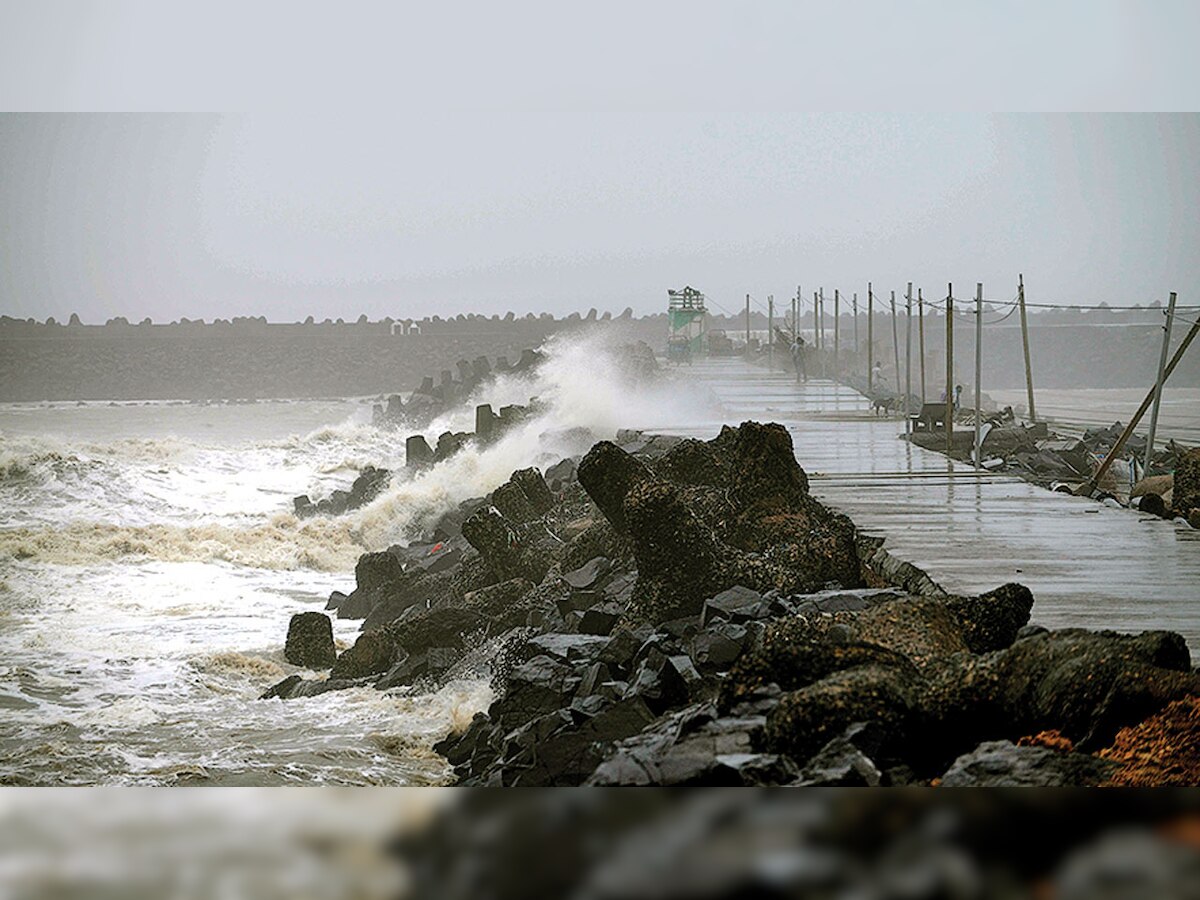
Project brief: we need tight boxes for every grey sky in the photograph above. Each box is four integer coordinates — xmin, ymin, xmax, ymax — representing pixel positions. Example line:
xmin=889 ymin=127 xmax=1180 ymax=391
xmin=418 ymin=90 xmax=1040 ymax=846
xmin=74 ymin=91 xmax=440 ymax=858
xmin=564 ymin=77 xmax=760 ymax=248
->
xmin=1 ymin=3 xmax=1198 ymax=321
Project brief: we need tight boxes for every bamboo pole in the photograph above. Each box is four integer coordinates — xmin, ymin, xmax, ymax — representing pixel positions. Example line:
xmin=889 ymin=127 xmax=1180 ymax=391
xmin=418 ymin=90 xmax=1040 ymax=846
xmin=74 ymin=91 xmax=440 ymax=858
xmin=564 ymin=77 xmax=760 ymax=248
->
xmin=1144 ymin=292 xmax=1178 ymax=472
xmin=1084 ymin=297 xmax=1199 ymax=495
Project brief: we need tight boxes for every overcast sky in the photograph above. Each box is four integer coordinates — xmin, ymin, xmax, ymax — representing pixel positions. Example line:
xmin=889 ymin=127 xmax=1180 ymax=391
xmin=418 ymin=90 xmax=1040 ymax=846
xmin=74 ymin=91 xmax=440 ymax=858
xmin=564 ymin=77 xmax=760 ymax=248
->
xmin=1 ymin=3 xmax=1198 ymax=321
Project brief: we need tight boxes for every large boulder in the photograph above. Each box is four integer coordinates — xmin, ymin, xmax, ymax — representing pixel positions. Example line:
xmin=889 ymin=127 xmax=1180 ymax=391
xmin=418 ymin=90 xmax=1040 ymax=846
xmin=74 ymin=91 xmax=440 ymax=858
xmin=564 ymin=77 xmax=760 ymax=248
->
xmin=1173 ymin=447 xmax=1200 ymax=515
xmin=940 ymin=740 xmax=1116 ymax=787
xmin=284 ymin=611 xmax=337 ymax=669
xmin=577 ymin=441 xmax=652 ymax=533
xmin=622 ymin=480 xmax=743 ymax=624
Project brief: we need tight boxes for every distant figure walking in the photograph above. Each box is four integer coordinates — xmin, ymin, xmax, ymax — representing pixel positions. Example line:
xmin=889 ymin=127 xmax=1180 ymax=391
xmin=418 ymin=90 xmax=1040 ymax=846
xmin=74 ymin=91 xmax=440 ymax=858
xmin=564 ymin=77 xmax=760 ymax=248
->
xmin=790 ymin=336 xmax=808 ymax=383
xmin=871 ymin=360 xmax=884 ymax=390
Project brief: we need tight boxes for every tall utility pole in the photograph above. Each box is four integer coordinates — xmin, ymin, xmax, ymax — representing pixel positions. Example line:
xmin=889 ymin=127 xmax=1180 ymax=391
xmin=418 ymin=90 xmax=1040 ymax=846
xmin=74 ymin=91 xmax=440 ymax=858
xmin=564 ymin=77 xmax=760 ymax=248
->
xmin=745 ymin=293 xmax=751 ymax=352
xmin=918 ymin=288 xmax=926 ymax=402
xmin=767 ymin=295 xmax=775 ymax=371
xmin=852 ymin=292 xmax=859 ymax=356
xmin=890 ymin=291 xmax=901 ymax=407
xmin=1017 ymin=273 xmax=1037 ymax=423
xmin=833 ymin=289 xmax=840 ymax=376
xmin=973 ymin=283 xmax=983 ymax=469
xmin=1144 ymin=291 xmax=1179 ymax=472
xmin=945 ymin=285 xmax=954 ymax=455
xmin=904 ymin=283 xmax=913 ymax=434
xmin=794 ymin=286 xmax=800 ymax=341
xmin=867 ymin=283 xmax=875 ymax=394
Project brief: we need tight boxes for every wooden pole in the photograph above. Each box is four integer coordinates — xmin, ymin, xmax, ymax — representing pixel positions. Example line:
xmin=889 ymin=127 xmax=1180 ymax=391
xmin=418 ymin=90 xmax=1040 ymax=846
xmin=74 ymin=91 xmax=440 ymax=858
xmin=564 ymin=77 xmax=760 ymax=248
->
xmin=973 ymin=283 xmax=983 ymax=469
xmin=853 ymin=292 xmax=859 ymax=357
xmin=745 ymin=293 xmax=750 ymax=352
xmin=793 ymin=286 xmax=800 ymax=341
xmin=867 ymin=283 xmax=874 ymax=394
xmin=918 ymin=288 xmax=926 ymax=402
xmin=1086 ymin=302 xmax=1198 ymax=495
xmin=833 ymin=289 xmax=840 ymax=377
xmin=945 ymin=285 xmax=954 ymax=455
xmin=1144 ymin=291 xmax=1178 ymax=472
xmin=1018 ymin=273 xmax=1037 ymax=423
xmin=890 ymin=290 xmax=901 ymax=407
xmin=905 ymin=282 xmax=913 ymax=434
xmin=768 ymin=294 xmax=775 ymax=371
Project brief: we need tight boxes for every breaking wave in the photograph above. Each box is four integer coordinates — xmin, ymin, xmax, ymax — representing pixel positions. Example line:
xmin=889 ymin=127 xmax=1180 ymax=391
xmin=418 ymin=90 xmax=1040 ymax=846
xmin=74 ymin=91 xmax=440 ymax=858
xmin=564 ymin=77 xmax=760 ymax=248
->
xmin=0 ymin=515 xmax=366 ymax=571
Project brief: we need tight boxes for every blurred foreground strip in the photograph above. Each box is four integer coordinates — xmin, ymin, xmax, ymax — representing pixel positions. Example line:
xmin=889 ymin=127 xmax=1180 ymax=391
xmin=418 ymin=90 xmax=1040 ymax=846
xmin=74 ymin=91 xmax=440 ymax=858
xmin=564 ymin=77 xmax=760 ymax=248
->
xmin=395 ymin=790 xmax=1200 ymax=900
xmin=0 ymin=788 xmax=447 ymax=900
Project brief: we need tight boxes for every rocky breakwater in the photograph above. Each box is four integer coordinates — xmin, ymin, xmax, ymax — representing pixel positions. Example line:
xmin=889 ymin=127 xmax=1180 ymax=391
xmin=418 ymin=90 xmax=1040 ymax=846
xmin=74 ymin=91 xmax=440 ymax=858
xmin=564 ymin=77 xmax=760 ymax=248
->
xmin=262 ymin=421 xmax=1200 ymax=786
xmin=371 ymin=348 xmax=544 ymax=430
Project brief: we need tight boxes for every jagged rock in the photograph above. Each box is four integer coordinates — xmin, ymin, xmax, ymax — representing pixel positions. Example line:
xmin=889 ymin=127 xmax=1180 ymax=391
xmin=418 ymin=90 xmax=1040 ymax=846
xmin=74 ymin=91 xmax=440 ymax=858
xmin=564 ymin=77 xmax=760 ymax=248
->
xmin=622 ymin=479 xmax=744 ymax=625
xmin=461 ymin=506 xmax=521 ymax=578
xmin=943 ymin=583 xmax=1034 ymax=653
xmin=526 ymin=633 xmax=609 ymax=665
xmin=1173 ymin=447 xmax=1200 ymax=514
xmin=260 ymin=674 xmax=302 ymax=700
xmin=490 ymin=481 xmax=537 ymax=523
xmin=654 ymin=438 xmax=729 ymax=486
xmin=578 ymin=603 xmax=621 ymax=636
xmin=577 ymin=441 xmax=652 ymax=533
xmin=764 ymin=662 xmax=920 ymax=765
xmin=940 ymin=740 xmax=1116 ymax=787
xmin=688 ymin=621 xmax=749 ymax=671
xmin=924 ymin=628 xmax=1200 ymax=755
xmin=701 ymin=586 xmax=769 ymax=627
xmin=561 ymin=557 xmax=611 ymax=590
xmin=284 ymin=611 xmax=337 ymax=669
xmin=793 ymin=727 xmax=883 ymax=786
xmin=511 ymin=467 xmax=553 ymax=514
xmin=324 ymin=590 xmax=348 ymax=612
xmin=461 ymin=578 xmax=535 ymax=631
xmin=329 ymin=629 xmax=396 ymax=680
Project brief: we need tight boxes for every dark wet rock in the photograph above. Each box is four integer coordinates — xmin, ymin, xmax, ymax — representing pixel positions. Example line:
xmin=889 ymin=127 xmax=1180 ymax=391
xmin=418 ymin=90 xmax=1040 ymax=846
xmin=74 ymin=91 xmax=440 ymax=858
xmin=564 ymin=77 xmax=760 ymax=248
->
xmin=491 ymin=655 xmax=577 ymax=733
xmin=1173 ymin=447 xmax=1200 ymax=514
xmin=490 ymin=481 xmax=537 ymax=523
xmin=283 ymin=611 xmax=337 ymax=669
xmin=526 ymin=633 xmax=609 ymax=666
xmin=598 ymin=626 xmax=653 ymax=675
xmin=700 ymin=586 xmax=769 ymax=627
xmin=622 ymin=479 xmax=746 ymax=625
xmin=329 ymin=629 xmax=396 ymax=680
xmin=460 ymin=578 xmax=535 ymax=631
xmin=562 ymin=520 xmax=625 ymax=572
xmin=544 ymin=457 xmax=577 ymax=489
xmin=561 ymin=556 xmax=611 ymax=590
xmin=576 ymin=441 xmax=652 ymax=533
xmin=406 ymin=434 xmax=434 ymax=468
xmin=578 ymin=603 xmax=621 ymax=636
xmin=853 ymin=596 xmax=970 ymax=669
xmin=260 ymin=674 xmax=302 ymax=700
xmin=720 ymin=613 xmax=916 ymax=711
xmin=461 ymin=506 xmax=521 ymax=578
xmin=688 ymin=621 xmax=749 ymax=671
xmin=764 ymin=662 xmax=920 ymax=765
xmin=628 ymin=648 xmax=703 ymax=714
xmin=924 ymin=628 xmax=1200 ymax=755
xmin=940 ymin=740 xmax=1117 ymax=787
xmin=943 ymin=582 xmax=1034 ymax=653
xmin=793 ymin=726 xmax=884 ymax=786
xmin=337 ymin=550 xmax=408 ymax=620
xmin=324 ymin=590 xmax=348 ymax=612
xmin=1016 ymin=624 xmax=1049 ymax=641
xmin=586 ymin=703 xmax=781 ymax=786
xmin=653 ymin=438 xmax=729 ymax=486
xmin=502 ymin=696 xmax=658 ymax=786
xmin=510 ymin=467 xmax=554 ymax=514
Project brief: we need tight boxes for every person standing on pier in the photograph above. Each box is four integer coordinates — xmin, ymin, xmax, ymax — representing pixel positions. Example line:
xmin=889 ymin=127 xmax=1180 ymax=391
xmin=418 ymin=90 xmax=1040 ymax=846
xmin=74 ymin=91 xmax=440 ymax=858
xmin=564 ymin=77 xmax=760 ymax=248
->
xmin=790 ymin=336 xmax=808 ymax=383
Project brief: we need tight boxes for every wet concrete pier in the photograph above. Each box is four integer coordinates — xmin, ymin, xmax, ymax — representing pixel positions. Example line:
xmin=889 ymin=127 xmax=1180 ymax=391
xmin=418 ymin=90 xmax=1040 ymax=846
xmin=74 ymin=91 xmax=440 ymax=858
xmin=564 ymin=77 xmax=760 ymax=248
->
xmin=660 ymin=359 xmax=1200 ymax=651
